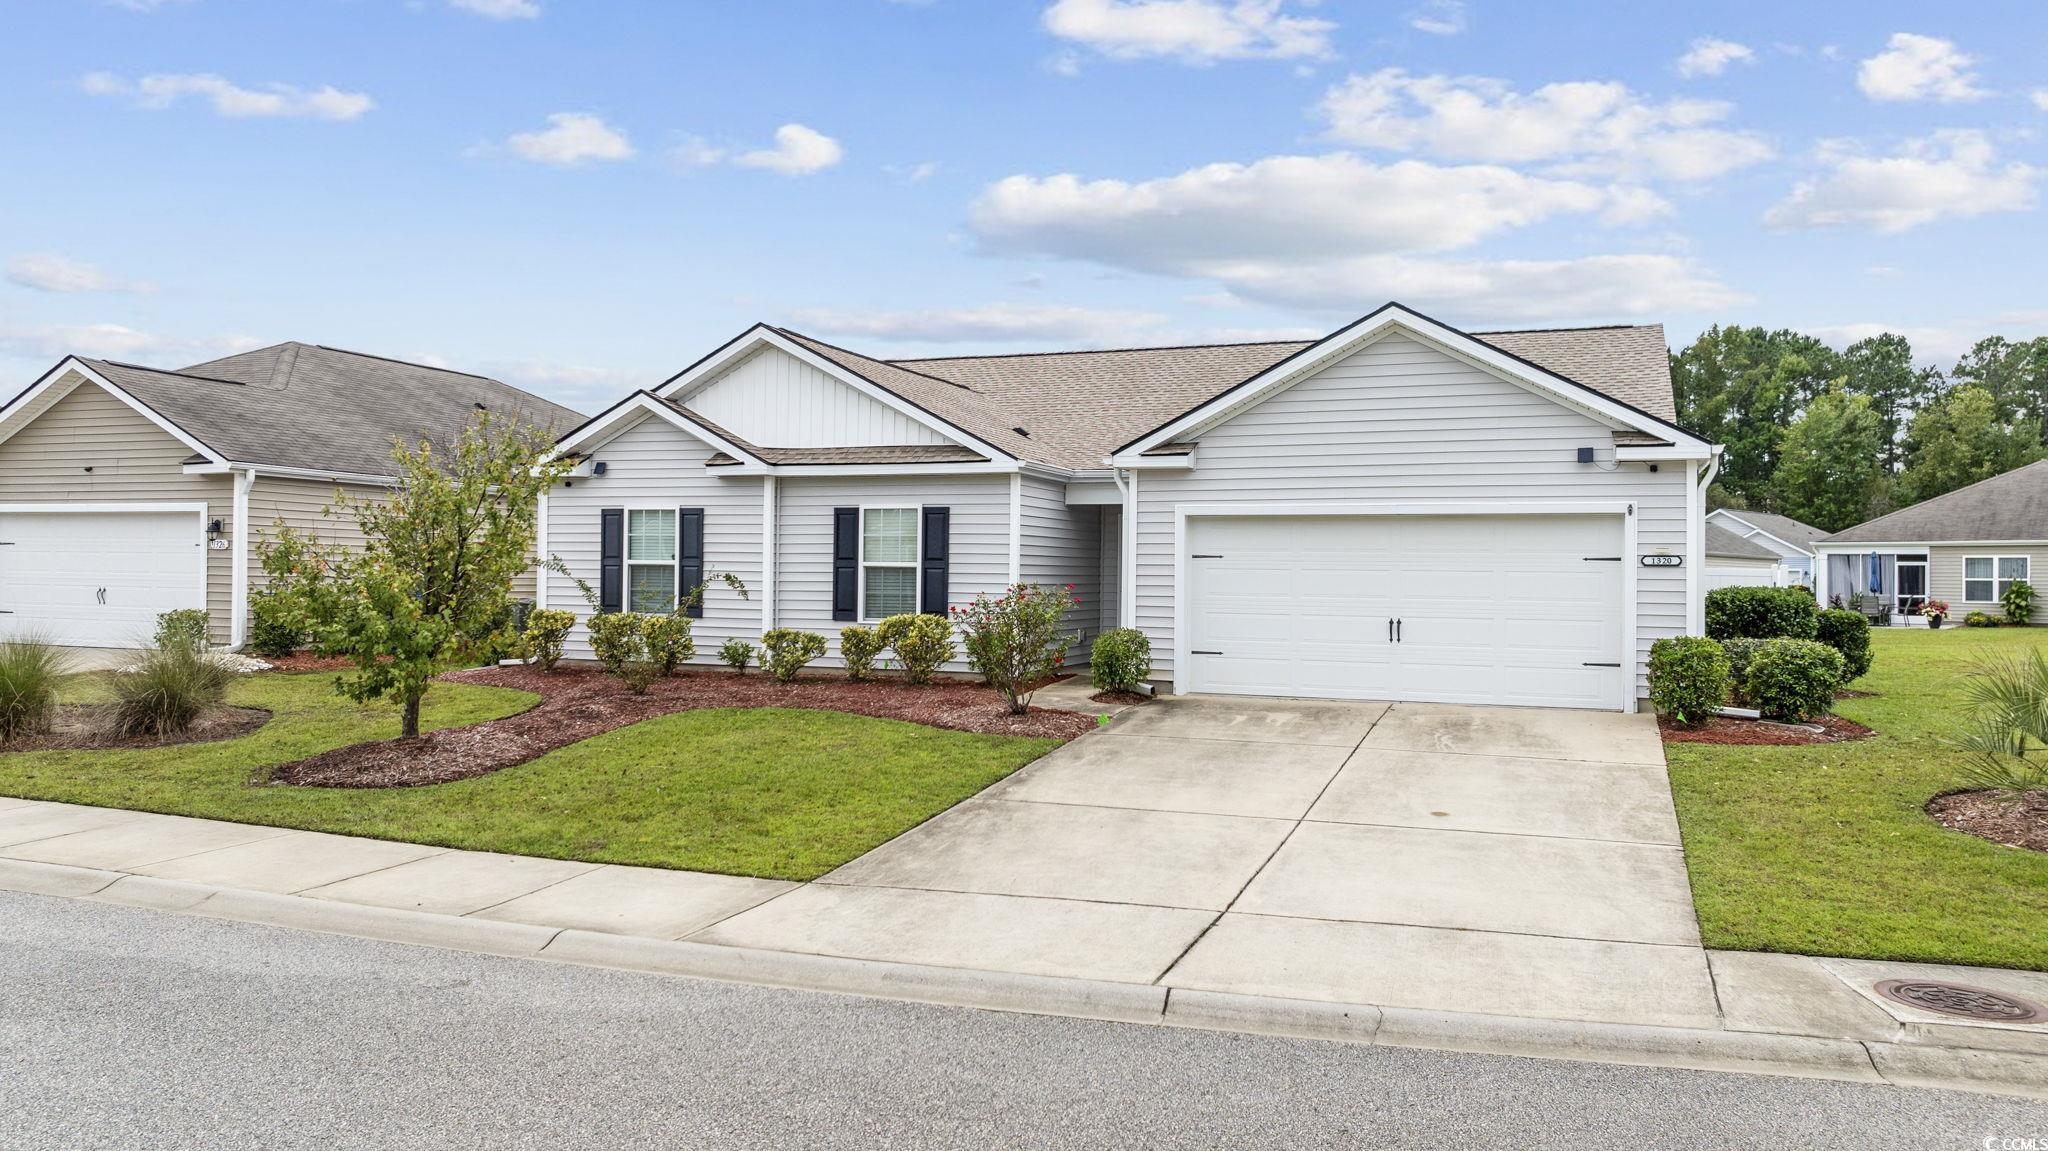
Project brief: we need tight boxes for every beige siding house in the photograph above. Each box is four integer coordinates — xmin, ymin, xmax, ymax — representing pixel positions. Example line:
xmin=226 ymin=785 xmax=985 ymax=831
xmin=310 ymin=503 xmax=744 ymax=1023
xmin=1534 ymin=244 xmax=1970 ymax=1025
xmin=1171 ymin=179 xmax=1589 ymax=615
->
xmin=544 ymin=304 xmax=1719 ymax=710
xmin=1816 ymin=459 xmax=2048 ymax=623
xmin=0 ymin=343 xmax=580 ymax=649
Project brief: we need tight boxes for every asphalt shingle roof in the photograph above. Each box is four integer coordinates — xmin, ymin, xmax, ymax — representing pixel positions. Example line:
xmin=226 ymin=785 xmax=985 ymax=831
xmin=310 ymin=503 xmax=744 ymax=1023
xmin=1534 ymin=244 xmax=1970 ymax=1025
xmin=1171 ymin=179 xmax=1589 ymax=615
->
xmin=1824 ymin=459 xmax=2048 ymax=544
xmin=1715 ymin=509 xmax=1828 ymax=552
xmin=77 ymin=343 xmax=584 ymax=478
xmin=1707 ymin=522 xmax=1780 ymax=562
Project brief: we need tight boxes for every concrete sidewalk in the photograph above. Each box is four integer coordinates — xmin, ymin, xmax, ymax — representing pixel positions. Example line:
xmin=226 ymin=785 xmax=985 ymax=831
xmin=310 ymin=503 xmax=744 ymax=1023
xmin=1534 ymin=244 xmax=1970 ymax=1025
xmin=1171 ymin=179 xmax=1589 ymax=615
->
xmin=2 ymin=791 xmax=2045 ymax=1099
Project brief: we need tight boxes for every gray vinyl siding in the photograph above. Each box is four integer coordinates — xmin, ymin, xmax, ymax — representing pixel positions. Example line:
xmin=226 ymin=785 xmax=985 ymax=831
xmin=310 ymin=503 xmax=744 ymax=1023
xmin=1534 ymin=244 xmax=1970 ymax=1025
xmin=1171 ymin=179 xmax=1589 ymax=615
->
xmin=1131 ymin=333 xmax=1693 ymax=698
xmin=0 ymin=376 xmax=235 ymax=644
xmin=774 ymin=473 xmax=1009 ymax=670
xmin=1018 ymin=472 xmax=1103 ymax=662
xmin=542 ymin=414 xmax=766 ymax=661
xmin=1932 ymin=544 xmax=2048 ymax=623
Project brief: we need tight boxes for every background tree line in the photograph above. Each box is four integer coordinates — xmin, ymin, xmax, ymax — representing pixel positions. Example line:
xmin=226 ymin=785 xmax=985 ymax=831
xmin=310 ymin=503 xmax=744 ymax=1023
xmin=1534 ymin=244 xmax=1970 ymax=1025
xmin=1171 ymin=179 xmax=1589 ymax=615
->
xmin=1672 ymin=327 xmax=2048 ymax=532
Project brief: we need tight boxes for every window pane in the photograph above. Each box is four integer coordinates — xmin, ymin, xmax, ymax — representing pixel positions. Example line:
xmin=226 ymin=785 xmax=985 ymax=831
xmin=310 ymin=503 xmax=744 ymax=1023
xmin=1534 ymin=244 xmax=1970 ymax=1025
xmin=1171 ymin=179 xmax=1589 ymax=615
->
xmin=627 ymin=509 xmax=676 ymax=563
xmin=1966 ymin=580 xmax=1994 ymax=602
xmin=863 ymin=508 xmax=917 ymax=564
xmin=1965 ymin=556 xmax=1993 ymax=580
xmin=628 ymin=564 xmax=675 ymax=613
xmin=864 ymin=565 xmax=916 ymax=618
xmin=1999 ymin=557 xmax=2029 ymax=581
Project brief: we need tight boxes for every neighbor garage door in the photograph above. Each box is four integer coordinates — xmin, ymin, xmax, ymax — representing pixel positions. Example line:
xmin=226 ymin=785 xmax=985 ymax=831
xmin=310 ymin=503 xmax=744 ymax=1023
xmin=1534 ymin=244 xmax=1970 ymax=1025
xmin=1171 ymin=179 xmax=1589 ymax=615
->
xmin=1185 ymin=514 xmax=1626 ymax=710
xmin=0 ymin=508 xmax=206 ymax=647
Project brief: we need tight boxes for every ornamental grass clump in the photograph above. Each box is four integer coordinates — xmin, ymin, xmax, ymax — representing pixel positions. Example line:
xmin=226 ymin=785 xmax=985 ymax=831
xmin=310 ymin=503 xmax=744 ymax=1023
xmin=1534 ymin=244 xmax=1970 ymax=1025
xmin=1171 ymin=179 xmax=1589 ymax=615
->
xmin=0 ymin=635 xmax=69 ymax=743
xmin=954 ymin=583 xmax=1079 ymax=714
xmin=1951 ymin=649 xmax=2048 ymax=796
xmin=105 ymin=642 xmax=231 ymax=737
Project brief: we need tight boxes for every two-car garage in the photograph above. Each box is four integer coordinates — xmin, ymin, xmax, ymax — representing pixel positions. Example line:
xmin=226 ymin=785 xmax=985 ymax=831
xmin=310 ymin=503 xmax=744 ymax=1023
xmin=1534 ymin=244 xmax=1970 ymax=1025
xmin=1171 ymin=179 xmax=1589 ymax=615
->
xmin=1181 ymin=512 xmax=1630 ymax=711
xmin=0 ymin=505 xmax=208 ymax=648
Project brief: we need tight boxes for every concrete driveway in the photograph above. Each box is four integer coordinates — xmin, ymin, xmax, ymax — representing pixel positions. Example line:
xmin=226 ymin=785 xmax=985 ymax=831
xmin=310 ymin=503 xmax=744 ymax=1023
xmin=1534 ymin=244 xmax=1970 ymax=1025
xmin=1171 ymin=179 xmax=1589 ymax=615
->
xmin=697 ymin=695 xmax=1720 ymax=1029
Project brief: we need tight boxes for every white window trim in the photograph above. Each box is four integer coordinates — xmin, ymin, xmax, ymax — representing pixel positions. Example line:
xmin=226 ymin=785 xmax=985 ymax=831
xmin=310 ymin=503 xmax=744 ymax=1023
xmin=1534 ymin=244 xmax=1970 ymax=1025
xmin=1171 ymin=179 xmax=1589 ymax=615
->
xmin=858 ymin=504 xmax=922 ymax=623
xmin=1963 ymin=554 xmax=2031 ymax=604
xmin=624 ymin=505 xmax=679 ymax=614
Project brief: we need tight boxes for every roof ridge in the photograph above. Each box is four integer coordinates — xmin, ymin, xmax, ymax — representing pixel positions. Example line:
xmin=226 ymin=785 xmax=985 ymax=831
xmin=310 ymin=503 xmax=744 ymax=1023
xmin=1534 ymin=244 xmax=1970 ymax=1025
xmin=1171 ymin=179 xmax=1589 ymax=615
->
xmin=310 ymin=343 xmax=497 ymax=382
xmin=770 ymin=326 xmax=981 ymax=393
xmin=88 ymin=358 xmax=250 ymax=388
xmin=1470 ymin=323 xmax=1660 ymax=336
xmin=888 ymin=338 xmax=1314 ymax=363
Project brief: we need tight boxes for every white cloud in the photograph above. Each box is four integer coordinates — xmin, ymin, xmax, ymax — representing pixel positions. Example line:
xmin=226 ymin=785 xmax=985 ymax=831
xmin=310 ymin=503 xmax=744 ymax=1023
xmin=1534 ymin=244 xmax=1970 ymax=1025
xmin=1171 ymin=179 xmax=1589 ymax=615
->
xmin=450 ymin=0 xmax=539 ymax=18
xmin=735 ymin=124 xmax=845 ymax=175
xmin=884 ymin=160 xmax=943 ymax=184
xmin=1856 ymin=33 xmax=1986 ymax=102
xmin=1041 ymin=0 xmax=1335 ymax=64
xmin=1318 ymin=68 xmax=1773 ymax=182
xmin=786 ymin=303 xmax=1171 ymax=344
xmin=1676 ymin=38 xmax=1755 ymax=78
xmin=506 ymin=113 xmax=634 ymax=166
xmin=1764 ymin=130 xmax=2038 ymax=233
xmin=2033 ymin=89 xmax=2048 ymax=112
xmin=1207 ymin=253 xmax=1747 ymax=321
xmin=81 ymin=71 xmax=373 ymax=121
xmin=481 ymin=360 xmax=639 ymax=411
xmin=1408 ymin=0 xmax=1466 ymax=36
xmin=0 ymin=322 xmax=261 ymax=365
xmin=6 ymin=254 xmax=153 ymax=294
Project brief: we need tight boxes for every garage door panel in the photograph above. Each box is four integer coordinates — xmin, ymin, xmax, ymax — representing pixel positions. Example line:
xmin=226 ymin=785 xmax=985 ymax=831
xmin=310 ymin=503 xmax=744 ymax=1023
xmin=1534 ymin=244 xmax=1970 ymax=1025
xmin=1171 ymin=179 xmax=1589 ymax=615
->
xmin=0 ymin=510 xmax=204 ymax=647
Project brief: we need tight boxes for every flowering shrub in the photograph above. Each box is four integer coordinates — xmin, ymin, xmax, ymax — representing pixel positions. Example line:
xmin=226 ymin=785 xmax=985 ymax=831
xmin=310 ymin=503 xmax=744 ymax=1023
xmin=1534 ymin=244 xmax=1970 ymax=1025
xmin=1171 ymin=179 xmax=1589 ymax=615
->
xmin=954 ymin=583 xmax=1079 ymax=714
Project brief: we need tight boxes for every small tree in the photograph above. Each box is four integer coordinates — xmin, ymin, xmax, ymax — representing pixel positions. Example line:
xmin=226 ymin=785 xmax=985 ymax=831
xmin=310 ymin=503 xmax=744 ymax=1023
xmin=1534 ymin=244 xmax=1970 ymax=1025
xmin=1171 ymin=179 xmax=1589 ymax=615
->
xmin=306 ymin=413 xmax=567 ymax=739
xmin=953 ymin=583 xmax=1079 ymax=714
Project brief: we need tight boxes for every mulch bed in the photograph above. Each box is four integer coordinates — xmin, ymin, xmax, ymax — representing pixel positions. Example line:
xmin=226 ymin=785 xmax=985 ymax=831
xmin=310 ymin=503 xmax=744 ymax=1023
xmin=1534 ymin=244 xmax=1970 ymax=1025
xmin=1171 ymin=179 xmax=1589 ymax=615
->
xmin=1091 ymin=689 xmax=1151 ymax=705
xmin=1927 ymin=789 xmax=2048 ymax=853
xmin=268 ymin=664 xmax=1098 ymax=789
xmin=1659 ymin=713 xmax=1875 ymax=746
xmin=1 ymin=705 xmax=271 ymax=753
xmin=257 ymin=652 xmax=359 ymax=673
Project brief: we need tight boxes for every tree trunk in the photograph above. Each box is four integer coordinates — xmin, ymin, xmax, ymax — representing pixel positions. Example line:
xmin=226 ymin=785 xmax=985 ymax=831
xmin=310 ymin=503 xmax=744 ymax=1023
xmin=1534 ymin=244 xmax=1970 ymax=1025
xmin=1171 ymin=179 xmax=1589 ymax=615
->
xmin=402 ymin=694 xmax=422 ymax=740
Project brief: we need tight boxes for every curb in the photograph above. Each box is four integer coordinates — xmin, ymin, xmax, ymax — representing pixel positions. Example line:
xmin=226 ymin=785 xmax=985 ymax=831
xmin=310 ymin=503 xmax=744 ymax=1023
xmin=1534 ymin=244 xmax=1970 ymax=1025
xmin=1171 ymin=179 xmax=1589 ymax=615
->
xmin=3 ymin=857 xmax=2044 ymax=1101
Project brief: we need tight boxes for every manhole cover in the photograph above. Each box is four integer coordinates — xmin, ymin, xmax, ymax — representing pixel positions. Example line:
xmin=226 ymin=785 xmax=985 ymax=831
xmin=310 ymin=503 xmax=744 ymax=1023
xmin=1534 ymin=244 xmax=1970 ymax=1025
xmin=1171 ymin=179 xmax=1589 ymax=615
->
xmin=1873 ymin=979 xmax=2048 ymax=1024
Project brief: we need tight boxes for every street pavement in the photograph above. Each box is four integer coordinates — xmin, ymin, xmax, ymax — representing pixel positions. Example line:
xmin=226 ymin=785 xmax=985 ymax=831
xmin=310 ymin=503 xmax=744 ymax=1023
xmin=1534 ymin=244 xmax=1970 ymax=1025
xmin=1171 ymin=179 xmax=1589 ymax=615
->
xmin=4 ymin=892 xmax=2043 ymax=1150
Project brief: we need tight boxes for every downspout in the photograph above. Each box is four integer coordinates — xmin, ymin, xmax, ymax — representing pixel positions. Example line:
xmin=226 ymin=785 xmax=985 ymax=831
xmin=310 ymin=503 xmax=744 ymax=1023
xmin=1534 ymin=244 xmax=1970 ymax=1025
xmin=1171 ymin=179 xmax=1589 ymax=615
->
xmin=228 ymin=468 xmax=255 ymax=650
xmin=1692 ymin=447 xmax=1723 ymax=635
xmin=761 ymin=475 xmax=777 ymax=634
xmin=1110 ymin=466 xmax=1136 ymax=629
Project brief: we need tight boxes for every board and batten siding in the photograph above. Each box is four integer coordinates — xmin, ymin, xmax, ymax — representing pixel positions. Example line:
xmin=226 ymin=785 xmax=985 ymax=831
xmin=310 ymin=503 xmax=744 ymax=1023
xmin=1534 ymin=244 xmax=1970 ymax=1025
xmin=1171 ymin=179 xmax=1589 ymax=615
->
xmin=1931 ymin=544 xmax=2048 ymax=623
xmin=1017 ymin=473 xmax=1102 ymax=661
xmin=1131 ymin=333 xmax=1692 ymax=698
xmin=542 ymin=414 xmax=765 ymax=661
xmin=0 ymin=376 xmax=235 ymax=643
xmin=774 ymin=473 xmax=1009 ymax=670
xmin=684 ymin=347 xmax=950 ymax=449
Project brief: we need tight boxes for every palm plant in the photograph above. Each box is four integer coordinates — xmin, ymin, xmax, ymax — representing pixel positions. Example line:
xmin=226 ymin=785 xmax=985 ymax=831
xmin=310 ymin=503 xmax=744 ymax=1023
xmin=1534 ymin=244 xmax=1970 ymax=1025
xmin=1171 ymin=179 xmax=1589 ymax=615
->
xmin=1952 ymin=650 xmax=2048 ymax=795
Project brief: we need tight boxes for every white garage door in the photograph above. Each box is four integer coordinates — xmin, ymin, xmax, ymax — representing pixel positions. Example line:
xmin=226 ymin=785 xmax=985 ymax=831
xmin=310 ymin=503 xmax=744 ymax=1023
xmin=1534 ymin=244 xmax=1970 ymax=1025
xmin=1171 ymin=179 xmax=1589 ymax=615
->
xmin=1704 ymin=562 xmax=1778 ymax=593
xmin=1186 ymin=514 xmax=1626 ymax=710
xmin=0 ymin=508 xmax=206 ymax=647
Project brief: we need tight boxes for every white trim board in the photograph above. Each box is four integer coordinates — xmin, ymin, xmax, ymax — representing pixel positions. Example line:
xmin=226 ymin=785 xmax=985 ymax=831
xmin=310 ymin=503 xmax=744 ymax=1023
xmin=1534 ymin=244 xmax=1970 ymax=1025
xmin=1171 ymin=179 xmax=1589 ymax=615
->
xmin=548 ymin=393 xmax=772 ymax=472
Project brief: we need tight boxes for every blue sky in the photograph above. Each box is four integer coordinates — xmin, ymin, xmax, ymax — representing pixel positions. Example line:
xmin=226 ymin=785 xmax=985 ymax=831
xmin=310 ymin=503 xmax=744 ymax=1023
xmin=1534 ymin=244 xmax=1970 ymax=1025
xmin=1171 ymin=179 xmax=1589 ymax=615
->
xmin=3 ymin=0 xmax=2045 ymax=413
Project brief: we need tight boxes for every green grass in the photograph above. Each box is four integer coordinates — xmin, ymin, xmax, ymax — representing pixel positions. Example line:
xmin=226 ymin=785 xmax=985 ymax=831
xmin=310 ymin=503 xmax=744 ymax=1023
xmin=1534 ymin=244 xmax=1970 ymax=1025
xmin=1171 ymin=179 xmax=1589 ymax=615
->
xmin=0 ymin=673 xmax=1058 ymax=880
xmin=1667 ymin=625 xmax=2048 ymax=971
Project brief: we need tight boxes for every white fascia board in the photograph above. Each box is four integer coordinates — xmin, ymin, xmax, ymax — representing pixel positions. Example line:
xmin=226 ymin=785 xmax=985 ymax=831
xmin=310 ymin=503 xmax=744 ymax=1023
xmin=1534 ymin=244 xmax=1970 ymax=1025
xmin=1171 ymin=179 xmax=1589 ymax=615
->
xmin=1115 ymin=304 xmax=1709 ymax=462
xmin=186 ymin=462 xmax=399 ymax=486
xmin=655 ymin=326 xmax=1013 ymax=463
xmin=0 ymin=357 xmax=229 ymax=465
xmin=1814 ymin=540 xmax=2042 ymax=551
xmin=1615 ymin=445 xmax=1710 ymax=462
xmin=1707 ymin=512 xmax=1813 ymax=558
xmin=549 ymin=393 xmax=771 ymax=473
xmin=764 ymin=461 xmax=1019 ymax=478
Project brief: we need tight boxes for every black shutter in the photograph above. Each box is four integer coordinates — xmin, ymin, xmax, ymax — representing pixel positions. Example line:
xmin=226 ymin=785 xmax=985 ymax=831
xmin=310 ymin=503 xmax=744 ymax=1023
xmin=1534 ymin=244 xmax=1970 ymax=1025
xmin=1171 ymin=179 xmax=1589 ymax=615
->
xmin=678 ymin=507 xmax=705 ymax=618
xmin=599 ymin=508 xmax=624 ymax=613
xmin=832 ymin=507 xmax=858 ymax=621
xmin=920 ymin=506 xmax=950 ymax=615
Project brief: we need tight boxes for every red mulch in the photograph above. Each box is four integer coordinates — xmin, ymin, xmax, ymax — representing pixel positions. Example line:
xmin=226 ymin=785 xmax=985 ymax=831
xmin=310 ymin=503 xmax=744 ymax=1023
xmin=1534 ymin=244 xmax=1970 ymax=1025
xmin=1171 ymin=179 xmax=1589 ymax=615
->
xmin=1928 ymin=789 xmax=2048 ymax=853
xmin=267 ymin=664 xmax=1098 ymax=789
xmin=1659 ymin=713 xmax=1875 ymax=746
xmin=1 ymin=705 xmax=271 ymax=752
xmin=258 ymin=652 xmax=358 ymax=673
xmin=1091 ymin=689 xmax=1151 ymax=705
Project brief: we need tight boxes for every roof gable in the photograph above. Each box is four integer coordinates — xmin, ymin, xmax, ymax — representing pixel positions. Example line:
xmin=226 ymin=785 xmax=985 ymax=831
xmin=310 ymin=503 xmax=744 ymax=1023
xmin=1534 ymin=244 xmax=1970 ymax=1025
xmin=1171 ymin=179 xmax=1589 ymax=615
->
xmin=1707 ymin=508 xmax=1824 ymax=555
xmin=677 ymin=344 xmax=955 ymax=449
xmin=1707 ymin=522 xmax=1781 ymax=561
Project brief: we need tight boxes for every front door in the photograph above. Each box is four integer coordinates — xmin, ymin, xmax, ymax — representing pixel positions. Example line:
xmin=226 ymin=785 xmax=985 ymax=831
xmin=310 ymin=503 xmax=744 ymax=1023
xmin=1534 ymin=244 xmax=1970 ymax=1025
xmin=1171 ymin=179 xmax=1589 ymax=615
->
xmin=1896 ymin=557 xmax=1928 ymax=616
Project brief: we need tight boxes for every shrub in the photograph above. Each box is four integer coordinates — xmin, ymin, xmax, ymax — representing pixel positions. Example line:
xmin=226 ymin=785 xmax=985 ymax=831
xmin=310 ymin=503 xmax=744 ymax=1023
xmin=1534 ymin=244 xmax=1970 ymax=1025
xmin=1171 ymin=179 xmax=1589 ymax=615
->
xmin=104 ymin=643 xmax=231 ymax=737
xmin=1813 ymin=608 xmax=1874 ymax=682
xmin=1952 ymin=649 xmax=2048 ymax=796
xmin=0 ymin=636 xmax=69 ymax=743
xmin=154 ymin=609 xmax=210 ymax=652
xmin=1717 ymin=637 xmax=1767 ymax=704
xmin=1744 ymin=638 xmax=1845 ymax=722
xmin=953 ymin=583 xmax=1079 ymax=714
xmin=522 ymin=609 xmax=576 ymax=671
xmin=1091 ymin=628 xmax=1152 ymax=693
xmin=839 ymin=626 xmax=883 ymax=681
xmin=1704 ymin=585 xmax=1818 ymax=640
xmin=1965 ymin=610 xmax=1997 ymax=628
xmin=882 ymin=613 xmax=955 ymax=685
xmin=587 ymin=612 xmax=643 ymax=675
xmin=761 ymin=629 xmax=828 ymax=683
xmin=247 ymin=591 xmax=305 ymax=658
xmin=1647 ymin=637 xmax=1730 ymax=727
xmin=644 ymin=614 xmax=696 ymax=675
xmin=2003 ymin=580 xmax=2035 ymax=626
xmin=718 ymin=638 xmax=754 ymax=674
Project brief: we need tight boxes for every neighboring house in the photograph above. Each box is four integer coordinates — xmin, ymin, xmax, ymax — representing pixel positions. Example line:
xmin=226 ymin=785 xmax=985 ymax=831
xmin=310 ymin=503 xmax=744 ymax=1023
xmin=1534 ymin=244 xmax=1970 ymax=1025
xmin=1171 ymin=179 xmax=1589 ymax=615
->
xmin=1815 ymin=458 xmax=2048 ymax=624
xmin=543 ymin=303 xmax=1719 ymax=712
xmin=0 ymin=344 xmax=582 ymax=649
xmin=1704 ymin=523 xmax=1782 ymax=593
xmin=1705 ymin=508 xmax=1824 ymax=587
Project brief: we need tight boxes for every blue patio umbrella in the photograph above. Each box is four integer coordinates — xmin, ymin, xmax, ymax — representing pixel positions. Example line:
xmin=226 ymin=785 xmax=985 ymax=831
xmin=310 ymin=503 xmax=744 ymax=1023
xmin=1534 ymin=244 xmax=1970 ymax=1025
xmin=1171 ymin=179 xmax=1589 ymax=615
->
xmin=1868 ymin=552 xmax=1882 ymax=594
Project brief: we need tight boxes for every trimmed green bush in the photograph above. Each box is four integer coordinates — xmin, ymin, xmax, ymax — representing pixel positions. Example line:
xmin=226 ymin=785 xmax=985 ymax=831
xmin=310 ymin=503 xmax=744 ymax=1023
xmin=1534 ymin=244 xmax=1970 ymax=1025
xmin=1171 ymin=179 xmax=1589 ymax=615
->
xmin=154 ymin=609 xmax=210 ymax=652
xmin=0 ymin=636 xmax=69 ymax=743
xmin=881 ymin=613 xmax=955 ymax=685
xmin=1745 ymin=638 xmax=1845 ymax=722
xmin=1647 ymin=636 xmax=1730 ymax=727
xmin=1091 ymin=628 xmax=1152 ymax=693
xmin=105 ymin=642 xmax=231 ymax=737
xmin=246 ymin=589 xmax=304 ymax=658
xmin=644 ymin=614 xmax=696 ymax=675
xmin=761 ymin=629 xmax=828 ymax=683
xmin=522 ymin=609 xmax=576 ymax=671
xmin=1813 ymin=608 xmax=1874 ymax=682
xmin=1717 ymin=637 xmax=1767 ymax=703
xmin=1965 ymin=610 xmax=1997 ymax=628
xmin=718 ymin=638 xmax=754 ymax=673
xmin=839 ymin=626 xmax=883 ymax=681
xmin=587 ymin=612 xmax=644 ymax=676
xmin=2003 ymin=580 xmax=2035 ymax=626
xmin=1704 ymin=584 xmax=1819 ymax=640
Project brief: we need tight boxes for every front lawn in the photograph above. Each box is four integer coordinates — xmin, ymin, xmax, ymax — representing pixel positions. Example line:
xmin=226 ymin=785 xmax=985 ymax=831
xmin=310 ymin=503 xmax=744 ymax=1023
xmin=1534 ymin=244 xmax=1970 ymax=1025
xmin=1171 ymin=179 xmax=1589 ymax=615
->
xmin=0 ymin=673 xmax=1059 ymax=880
xmin=1667 ymin=625 xmax=2048 ymax=971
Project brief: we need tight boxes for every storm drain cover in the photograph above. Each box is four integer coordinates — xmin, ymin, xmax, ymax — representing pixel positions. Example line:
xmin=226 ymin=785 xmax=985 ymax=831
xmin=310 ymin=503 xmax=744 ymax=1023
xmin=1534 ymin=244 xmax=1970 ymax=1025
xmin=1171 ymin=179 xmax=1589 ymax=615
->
xmin=1873 ymin=979 xmax=2048 ymax=1024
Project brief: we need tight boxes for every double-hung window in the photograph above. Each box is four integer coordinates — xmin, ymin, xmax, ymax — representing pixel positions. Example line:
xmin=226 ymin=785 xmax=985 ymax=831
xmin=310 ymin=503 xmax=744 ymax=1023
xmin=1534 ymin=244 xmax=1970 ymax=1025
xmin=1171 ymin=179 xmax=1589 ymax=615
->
xmin=1964 ymin=555 xmax=2030 ymax=603
xmin=626 ymin=508 xmax=678 ymax=613
xmin=860 ymin=507 xmax=919 ymax=620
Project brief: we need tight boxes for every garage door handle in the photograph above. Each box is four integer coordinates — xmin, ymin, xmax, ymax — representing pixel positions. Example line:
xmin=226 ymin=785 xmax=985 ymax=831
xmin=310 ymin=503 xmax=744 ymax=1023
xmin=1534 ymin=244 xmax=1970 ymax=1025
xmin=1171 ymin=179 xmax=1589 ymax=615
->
xmin=1191 ymin=650 xmax=1223 ymax=655
xmin=1191 ymin=553 xmax=1223 ymax=559
xmin=1396 ymin=618 xmax=1402 ymax=643
xmin=1582 ymin=556 xmax=1622 ymax=561
xmin=1582 ymin=661 xmax=1620 ymax=667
